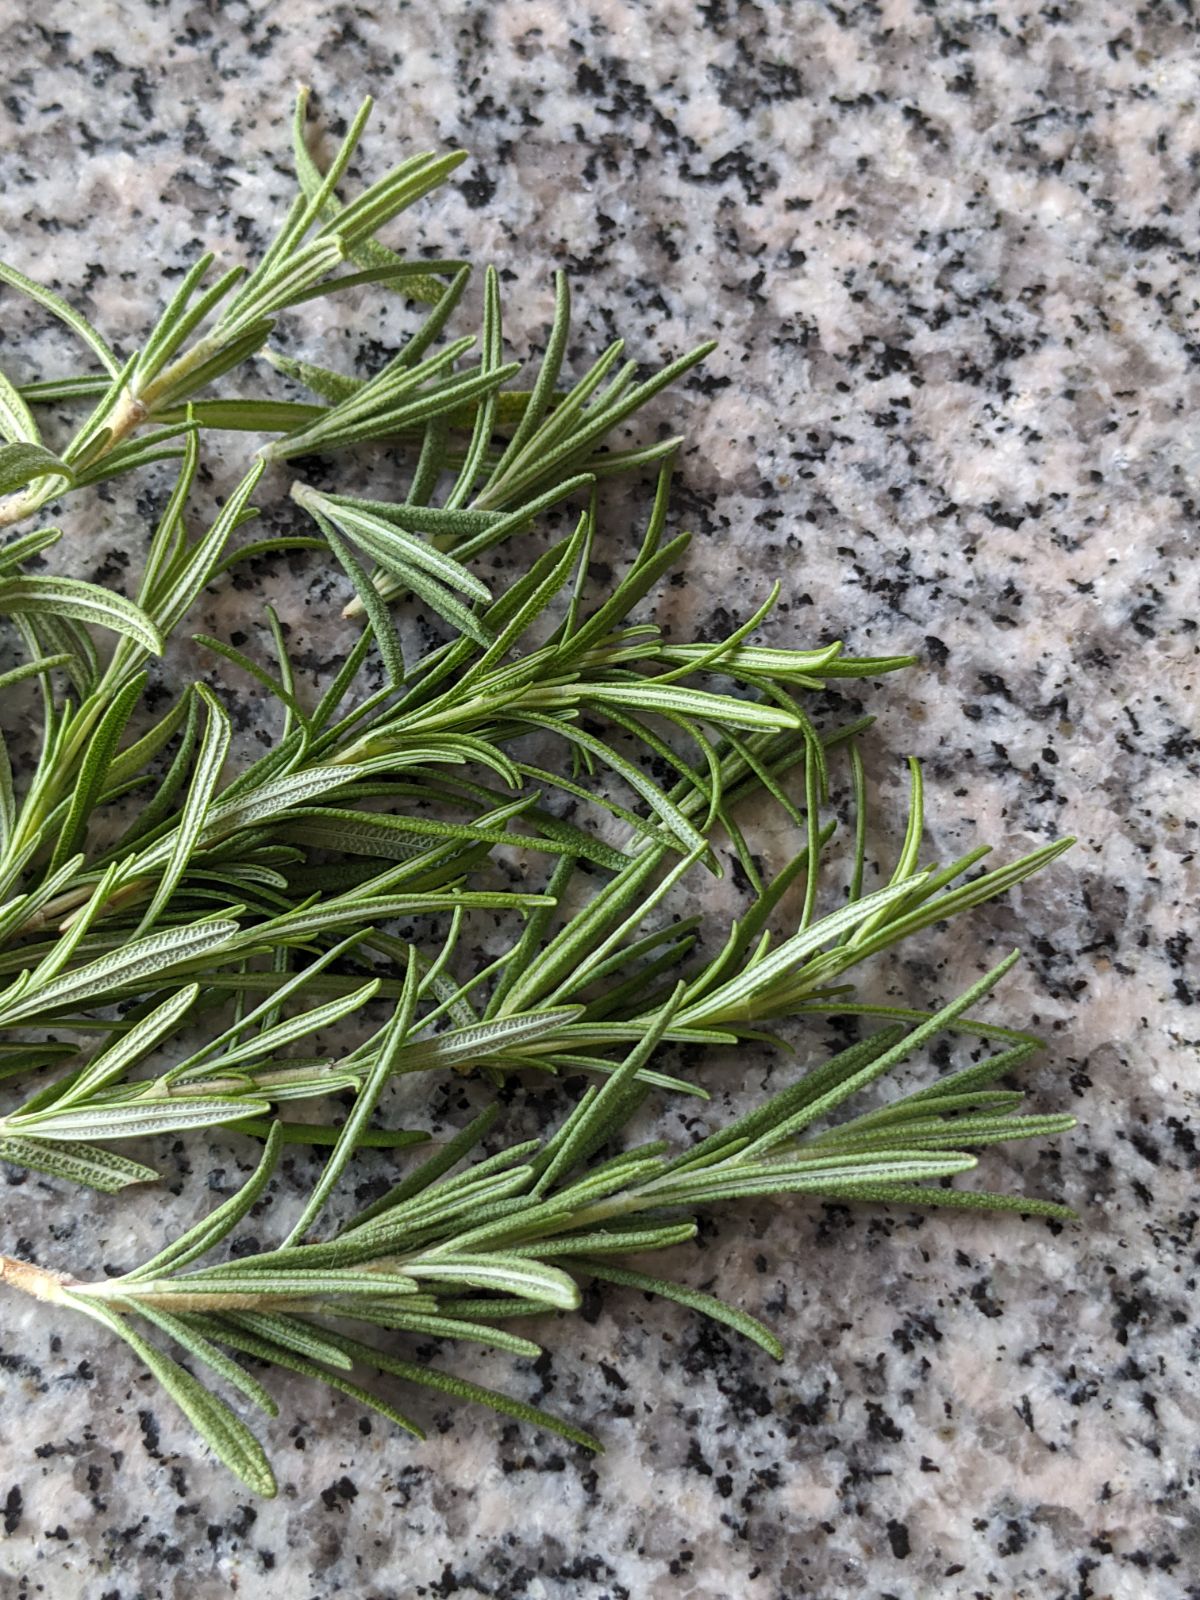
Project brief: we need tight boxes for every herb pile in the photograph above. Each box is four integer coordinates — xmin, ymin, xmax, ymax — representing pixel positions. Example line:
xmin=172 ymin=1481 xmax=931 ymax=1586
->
xmin=0 ymin=94 xmax=1073 ymax=1497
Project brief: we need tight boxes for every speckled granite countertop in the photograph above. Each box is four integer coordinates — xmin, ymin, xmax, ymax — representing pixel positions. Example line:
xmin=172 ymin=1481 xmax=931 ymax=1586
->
xmin=0 ymin=3 xmax=1196 ymax=1597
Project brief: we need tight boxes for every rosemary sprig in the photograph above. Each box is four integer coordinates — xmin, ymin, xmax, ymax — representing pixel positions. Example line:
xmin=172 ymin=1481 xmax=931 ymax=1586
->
xmin=0 ymin=531 xmax=1062 ymax=1179
xmin=0 ymin=452 xmax=1065 ymax=1195
xmin=0 ymin=446 xmax=909 ymax=1067
xmin=1 ymin=959 xmax=1074 ymax=1498
xmin=0 ymin=91 xmax=706 ymax=534
xmin=0 ymin=94 xmax=456 ymax=525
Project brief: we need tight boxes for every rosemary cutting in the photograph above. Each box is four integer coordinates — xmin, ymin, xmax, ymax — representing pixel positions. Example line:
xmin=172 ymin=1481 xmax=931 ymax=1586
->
xmin=0 ymin=93 xmax=1075 ymax=1495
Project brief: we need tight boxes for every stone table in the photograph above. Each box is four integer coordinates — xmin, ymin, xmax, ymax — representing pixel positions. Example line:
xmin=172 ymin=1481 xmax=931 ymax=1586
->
xmin=0 ymin=3 xmax=1195 ymax=1596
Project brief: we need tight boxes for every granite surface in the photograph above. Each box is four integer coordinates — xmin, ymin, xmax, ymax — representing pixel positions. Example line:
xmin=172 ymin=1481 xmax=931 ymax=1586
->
xmin=0 ymin=2 xmax=1197 ymax=1597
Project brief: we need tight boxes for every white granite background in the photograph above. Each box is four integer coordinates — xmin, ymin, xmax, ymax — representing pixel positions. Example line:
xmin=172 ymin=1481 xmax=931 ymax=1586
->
xmin=0 ymin=2 xmax=1197 ymax=1597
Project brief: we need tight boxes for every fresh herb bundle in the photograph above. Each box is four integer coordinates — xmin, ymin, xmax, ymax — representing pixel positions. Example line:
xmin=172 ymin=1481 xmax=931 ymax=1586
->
xmin=0 ymin=94 xmax=1074 ymax=1495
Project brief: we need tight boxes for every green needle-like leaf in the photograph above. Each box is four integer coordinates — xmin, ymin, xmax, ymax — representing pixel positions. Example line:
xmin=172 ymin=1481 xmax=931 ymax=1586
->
xmin=0 ymin=576 xmax=162 ymax=653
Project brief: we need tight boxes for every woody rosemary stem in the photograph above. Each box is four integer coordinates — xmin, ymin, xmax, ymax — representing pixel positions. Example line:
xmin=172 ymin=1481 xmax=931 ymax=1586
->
xmin=0 ymin=1255 xmax=73 ymax=1304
